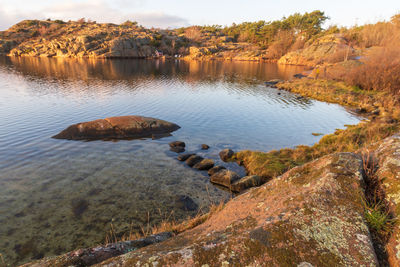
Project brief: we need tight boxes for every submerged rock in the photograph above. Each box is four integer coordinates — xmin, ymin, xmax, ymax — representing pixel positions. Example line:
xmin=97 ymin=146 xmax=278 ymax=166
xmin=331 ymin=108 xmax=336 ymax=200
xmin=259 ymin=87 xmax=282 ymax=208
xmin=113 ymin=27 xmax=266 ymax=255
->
xmin=219 ymin=149 xmax=234 ymax=162
xmin=208 ymin=165 xmax=226 ymax=176
xmin=186 ymin=155 xmax=204 ymax=167
xmin=169 ymin=141 xmax=185 ymax=148
xmin=170 ymin=146 xmax=185 ymax=153
xmin=193 ymin=159 xmax=215 ymax=170
xmin=52 ymin=116 xmax=180 ymax=140
xmin=210 ymin=169 xmax=240 ymax=188
xmin=174 ymin=195 xmax=198 ymax=211
xmin=169 ymin=141 xmax=186 ymax=153
xmin=177 ymin=153 xmax=195 ymax=161
xmin=201 ymin=144 xmax=210 ymax=150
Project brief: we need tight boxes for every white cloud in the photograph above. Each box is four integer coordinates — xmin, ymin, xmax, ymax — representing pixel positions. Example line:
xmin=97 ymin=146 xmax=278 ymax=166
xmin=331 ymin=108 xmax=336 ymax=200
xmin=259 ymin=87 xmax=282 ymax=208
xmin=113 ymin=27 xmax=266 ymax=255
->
xmin=0 ymin=0 xmax=189 ymax=30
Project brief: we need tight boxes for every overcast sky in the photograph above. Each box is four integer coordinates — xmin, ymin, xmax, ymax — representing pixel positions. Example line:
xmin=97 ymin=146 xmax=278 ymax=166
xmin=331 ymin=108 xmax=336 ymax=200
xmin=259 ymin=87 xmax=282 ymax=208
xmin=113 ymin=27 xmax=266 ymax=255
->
xmin=0 ymin=0 xmax=399 ymax=30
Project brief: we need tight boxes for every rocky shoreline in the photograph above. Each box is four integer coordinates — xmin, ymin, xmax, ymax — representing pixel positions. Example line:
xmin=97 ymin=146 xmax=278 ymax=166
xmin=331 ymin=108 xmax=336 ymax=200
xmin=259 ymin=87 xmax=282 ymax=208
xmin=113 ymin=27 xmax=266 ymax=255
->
xmin=21 ymin=74 xmax=400 ymax=266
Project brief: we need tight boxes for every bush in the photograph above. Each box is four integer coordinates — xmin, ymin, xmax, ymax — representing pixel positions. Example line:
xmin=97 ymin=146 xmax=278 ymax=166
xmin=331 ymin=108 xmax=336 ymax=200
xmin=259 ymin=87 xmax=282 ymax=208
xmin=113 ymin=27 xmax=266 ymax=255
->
xmin=267 ymin=30 xmax=295 ymax=58
xmin=343 ymin=46 xmax=400 ymax=94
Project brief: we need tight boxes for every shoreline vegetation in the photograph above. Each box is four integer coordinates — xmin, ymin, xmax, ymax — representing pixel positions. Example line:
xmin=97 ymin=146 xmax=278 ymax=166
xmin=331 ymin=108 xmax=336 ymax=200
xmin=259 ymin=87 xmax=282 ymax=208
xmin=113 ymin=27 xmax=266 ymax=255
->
xmin=3 ymin=10 xmax=400 ymax=267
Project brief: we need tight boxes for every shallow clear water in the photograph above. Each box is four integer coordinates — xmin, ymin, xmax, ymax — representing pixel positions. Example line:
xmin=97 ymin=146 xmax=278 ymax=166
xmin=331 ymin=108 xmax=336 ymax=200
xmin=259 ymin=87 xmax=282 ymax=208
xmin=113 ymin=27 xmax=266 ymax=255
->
xmin=0 ymin=57 xmax=360 ymax=265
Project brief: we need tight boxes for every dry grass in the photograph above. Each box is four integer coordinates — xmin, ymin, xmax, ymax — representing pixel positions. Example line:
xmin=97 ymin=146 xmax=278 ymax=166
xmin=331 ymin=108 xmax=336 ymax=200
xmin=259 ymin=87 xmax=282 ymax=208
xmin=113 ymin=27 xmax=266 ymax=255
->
xmin=0 ymin=253 xmax=5 ymax=267
xmin=235 ymin=79 xmax=399 ymax=181
xmin=342 ymin=46 xmax=400 ymax=95
xmin=267 ymin=30 xmax=295 ymax=59
xmin=104 ymin=201 xmax=225 ymax=245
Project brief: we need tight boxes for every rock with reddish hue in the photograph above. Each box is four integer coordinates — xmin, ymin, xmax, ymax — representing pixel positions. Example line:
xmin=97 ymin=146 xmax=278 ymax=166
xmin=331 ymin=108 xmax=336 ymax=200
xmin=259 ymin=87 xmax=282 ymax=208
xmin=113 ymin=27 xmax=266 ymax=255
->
xmin=208 ymin=165 xmax=226 ymax=176
xmin=52 ymin=116 xmax=180 ymax=140
xmin=210 ymin=169 xmax=240 ymax=187
xmin=81 ymin=152 xmax=377 ymax=266
xmin=231 ymin=175 xmax=264 ymax=192
xmin=219 ymin=148 xmax=234 ymax=162
xmin=193 ymin=159 xmax=215 ymax=170
xmin=177 ymin=153 xmax=195 ymax=162
xmin=375 ymin=133 xmax=400 ymax=266
xmin=185 ymin=155 xmax=203 ymax=167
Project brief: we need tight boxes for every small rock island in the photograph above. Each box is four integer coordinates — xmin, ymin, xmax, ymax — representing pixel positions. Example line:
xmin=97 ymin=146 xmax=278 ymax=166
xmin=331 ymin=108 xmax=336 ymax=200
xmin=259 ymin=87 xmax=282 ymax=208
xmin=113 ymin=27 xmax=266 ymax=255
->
xmin=52 ymin=115 xmax=180 ymax=140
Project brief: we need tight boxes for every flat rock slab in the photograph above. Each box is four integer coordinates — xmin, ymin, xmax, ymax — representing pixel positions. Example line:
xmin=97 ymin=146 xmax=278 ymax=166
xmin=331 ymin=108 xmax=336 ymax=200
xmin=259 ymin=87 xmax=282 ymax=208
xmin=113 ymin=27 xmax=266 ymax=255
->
xmin=52 ymin=116 xmax=180 ymax=140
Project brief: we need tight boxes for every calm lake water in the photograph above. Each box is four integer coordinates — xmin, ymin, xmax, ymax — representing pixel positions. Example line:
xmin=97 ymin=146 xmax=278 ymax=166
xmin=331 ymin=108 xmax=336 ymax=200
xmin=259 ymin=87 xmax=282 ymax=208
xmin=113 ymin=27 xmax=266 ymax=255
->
xmin=0 ymin=57 xmax=360 ymax=265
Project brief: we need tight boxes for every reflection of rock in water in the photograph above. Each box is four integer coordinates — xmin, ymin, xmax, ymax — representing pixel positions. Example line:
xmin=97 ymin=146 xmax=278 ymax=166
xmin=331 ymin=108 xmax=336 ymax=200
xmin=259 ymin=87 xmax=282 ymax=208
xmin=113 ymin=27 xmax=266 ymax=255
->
xmin=3 ymin=56 xmax=306 ymax=85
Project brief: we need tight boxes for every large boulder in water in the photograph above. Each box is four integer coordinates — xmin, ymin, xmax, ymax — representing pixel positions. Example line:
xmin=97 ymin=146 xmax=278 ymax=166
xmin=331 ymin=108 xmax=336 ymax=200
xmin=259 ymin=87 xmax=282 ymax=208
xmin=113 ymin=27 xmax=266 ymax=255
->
xmin=52 ymin=116 xmax=180 ymax=140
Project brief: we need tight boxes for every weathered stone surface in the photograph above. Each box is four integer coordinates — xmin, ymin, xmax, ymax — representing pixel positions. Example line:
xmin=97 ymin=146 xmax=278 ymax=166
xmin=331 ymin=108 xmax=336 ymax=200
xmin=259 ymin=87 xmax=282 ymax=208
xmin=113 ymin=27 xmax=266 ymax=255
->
xmin=375 ymin=133 xmax=400 ymax=266
xmin=231 ymin=175 xmax=263 ymax=192
xmin=210 ymin=169 xmax=240 ymax=187
xmin=52 ymin=116 xmax=180 ymax=140
xmin=193 ymin=159 xmax=215 ymax=170
xmin=177 ymin=153 xmax=195 ymax=161
xmin=90 ymin=152 xmax=377 ymax=266
xmin=208 ymin=165 xmax=226 ymax=176
xmin=185 ymin=155 xmax=203 ymax=167
xmin=21 ymin=232 xmax=172 ymax=267
xmin=219 ymin=148 xmax=234 ymax=162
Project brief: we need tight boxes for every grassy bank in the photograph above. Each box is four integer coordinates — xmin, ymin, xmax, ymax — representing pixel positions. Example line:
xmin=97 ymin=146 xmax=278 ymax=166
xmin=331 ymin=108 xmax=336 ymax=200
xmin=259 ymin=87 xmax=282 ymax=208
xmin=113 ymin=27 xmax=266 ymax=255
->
xmin=234 ymin=79 xmax=399 ymax=179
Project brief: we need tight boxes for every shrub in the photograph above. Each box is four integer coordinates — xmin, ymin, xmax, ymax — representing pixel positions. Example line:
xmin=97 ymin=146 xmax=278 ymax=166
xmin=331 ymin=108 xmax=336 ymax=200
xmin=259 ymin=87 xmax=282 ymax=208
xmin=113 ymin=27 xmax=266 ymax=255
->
xmin=343 ymin=46 xmax=400 ymax=94
xmin=267 ymin=30 xmax=294 ymax=58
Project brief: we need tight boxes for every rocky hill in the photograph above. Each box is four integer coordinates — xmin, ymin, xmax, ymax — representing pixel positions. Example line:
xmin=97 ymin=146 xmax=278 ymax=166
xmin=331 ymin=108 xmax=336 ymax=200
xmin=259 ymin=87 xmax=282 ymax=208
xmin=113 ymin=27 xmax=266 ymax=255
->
xmin=0 ymin=20 xmax=190 ymax=58
xmin=0 ymin=20 xmax=266 ymax=60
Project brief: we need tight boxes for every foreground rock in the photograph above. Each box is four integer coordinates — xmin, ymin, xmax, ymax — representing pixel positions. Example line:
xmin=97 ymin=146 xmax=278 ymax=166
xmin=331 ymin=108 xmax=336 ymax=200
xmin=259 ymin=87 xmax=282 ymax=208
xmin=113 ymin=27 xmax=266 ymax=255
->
xmin=375 ymin=134 xmax=400 ymax=266
xmin=52 ymin=116 xmax=180 ymax=140
xmin=89 ymin=152 xmax=377 ymax=266
xmin=21 ymin=232 xmax=172 ymax=267
xmin=210 ymin=169 xmax=240 ymax=187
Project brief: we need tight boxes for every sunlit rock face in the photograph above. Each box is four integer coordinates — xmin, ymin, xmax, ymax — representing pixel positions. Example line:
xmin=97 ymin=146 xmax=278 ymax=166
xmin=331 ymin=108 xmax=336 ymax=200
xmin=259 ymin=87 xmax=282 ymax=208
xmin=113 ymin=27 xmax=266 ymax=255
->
xmin=52 ymin=116 xmax=180 ymax=140
xmin=375 ymin=134 xmax=400 ymax=267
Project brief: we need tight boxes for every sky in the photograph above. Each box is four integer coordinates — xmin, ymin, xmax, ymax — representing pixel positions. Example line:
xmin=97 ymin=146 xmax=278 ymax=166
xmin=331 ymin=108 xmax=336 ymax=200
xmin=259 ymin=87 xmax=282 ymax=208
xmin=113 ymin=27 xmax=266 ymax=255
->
xmin=0 ymin=0 xmax=399 ymax=30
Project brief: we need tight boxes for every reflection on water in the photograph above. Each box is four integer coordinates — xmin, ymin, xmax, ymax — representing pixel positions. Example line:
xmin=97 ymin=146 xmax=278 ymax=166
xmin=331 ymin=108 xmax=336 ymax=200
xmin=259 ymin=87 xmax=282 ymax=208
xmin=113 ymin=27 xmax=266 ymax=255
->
xmin=0 ymin=57 xmax=359 ymax=265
